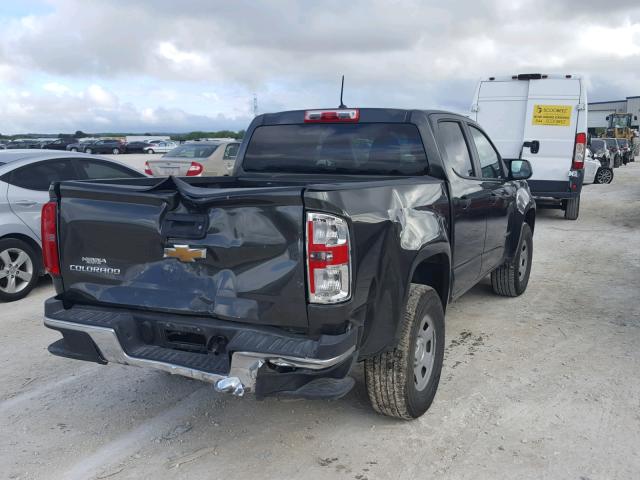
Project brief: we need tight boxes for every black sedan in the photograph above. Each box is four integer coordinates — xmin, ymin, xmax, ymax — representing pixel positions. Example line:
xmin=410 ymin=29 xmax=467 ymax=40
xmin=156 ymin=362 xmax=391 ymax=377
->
xmin=6 ymin=140 xmax=42 ymax=149
xmin=41 ymin=138 xmax=79 ymax=150
xmin=125 ymin=141 xmax=152 ymax=153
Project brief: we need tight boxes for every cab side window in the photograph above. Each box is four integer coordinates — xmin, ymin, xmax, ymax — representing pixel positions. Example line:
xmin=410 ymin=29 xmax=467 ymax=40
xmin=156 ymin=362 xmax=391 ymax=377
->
xmin=438 ymin=121 xmax=474 ymax=177
xmin=469 ymin=126 xmax=503 ymax=179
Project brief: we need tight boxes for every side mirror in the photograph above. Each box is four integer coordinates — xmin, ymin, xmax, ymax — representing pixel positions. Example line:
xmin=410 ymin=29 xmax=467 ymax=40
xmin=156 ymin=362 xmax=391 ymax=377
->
xmin=508 ymin=159 xmax=533 ymax=180
xmin=606 ymin=116 xmax=610 ymax=121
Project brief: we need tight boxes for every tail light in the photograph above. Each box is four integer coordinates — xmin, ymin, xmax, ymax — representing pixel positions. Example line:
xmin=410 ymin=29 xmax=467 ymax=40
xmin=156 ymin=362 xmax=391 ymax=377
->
xmin=306 ymin=212 xmax=351 ymax=303
xmin=572 ymin=132 xmax=586 ymax=169
xmin=304 ymin=109 xmax=359 ymax=123
xmin=41 ymin=201 xmax=60 ymax=276
xmin=186 ymin=161 xmax=203 ymax=176
xmin=144 ymin=161 xmax=153 ymax=175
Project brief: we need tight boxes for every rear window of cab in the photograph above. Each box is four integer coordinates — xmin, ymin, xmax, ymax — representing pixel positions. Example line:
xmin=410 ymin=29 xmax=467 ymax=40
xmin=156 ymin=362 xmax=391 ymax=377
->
xmin=243 ymin=123 xmax=428 ymax=176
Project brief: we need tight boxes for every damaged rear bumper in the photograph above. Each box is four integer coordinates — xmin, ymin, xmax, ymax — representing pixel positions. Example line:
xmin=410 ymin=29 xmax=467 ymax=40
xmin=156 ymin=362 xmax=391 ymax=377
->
xmin=44 ymin=298 xmax=357 ymax=398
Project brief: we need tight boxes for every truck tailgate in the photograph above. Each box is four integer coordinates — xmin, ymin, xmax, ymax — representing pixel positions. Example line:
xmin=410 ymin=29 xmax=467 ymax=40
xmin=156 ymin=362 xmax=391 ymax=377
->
xmin=56 ymin=178 xmax=308 ymax=330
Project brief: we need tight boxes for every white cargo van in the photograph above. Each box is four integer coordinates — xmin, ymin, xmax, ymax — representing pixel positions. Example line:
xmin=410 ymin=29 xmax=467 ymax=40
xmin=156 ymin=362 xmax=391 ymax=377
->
xmin=471 ymin=74 xmax=587 ymax=220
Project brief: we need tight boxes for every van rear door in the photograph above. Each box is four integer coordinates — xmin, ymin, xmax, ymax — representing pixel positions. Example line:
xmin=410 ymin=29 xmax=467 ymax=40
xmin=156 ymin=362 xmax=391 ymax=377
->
xmin=521 ymin=78 xmax=582 ymax=183
xmin=474 ymin=76 xmax=584 ymax=194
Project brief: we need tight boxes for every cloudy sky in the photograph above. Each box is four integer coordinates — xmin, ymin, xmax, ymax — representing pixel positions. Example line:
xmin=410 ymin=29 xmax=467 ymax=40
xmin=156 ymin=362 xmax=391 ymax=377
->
xmin=1 ymin=0 xmax=640 ymax=134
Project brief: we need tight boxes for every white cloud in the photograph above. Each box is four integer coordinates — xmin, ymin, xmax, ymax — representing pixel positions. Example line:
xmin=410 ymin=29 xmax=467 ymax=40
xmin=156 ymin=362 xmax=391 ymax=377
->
xmin=43 ymin=82 xmax=72 ymax=96
xmin=0 ymin=0 xmax=640 ymax=132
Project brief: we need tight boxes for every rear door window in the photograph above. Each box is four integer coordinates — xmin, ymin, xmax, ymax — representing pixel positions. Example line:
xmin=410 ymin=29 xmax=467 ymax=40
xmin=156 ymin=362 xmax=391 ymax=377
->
xmin=76 ymin=159 xmax=143 ymax=179
xmin=7 ymin=159 xmax=79 ymax=191
xmin=438 ymin=121 xmax=474 ymax=177
xmin=167 ymin=144 xmax=218 ymax=158
xmin=244 ymin=123 xmax=428 ymax=175
xmin=223 ymin=143 xmax=240 ymax=159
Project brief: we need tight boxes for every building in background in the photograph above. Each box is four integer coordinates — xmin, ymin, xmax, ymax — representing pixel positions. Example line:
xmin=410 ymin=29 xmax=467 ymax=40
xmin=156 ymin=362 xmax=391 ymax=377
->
xmin=588 ymin=96 xmax=640 ymax=135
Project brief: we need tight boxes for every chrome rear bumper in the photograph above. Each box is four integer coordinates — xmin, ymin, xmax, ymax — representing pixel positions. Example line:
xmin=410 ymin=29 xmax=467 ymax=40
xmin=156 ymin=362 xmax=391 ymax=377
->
xmin=44 ymin=316 xmax=355 ymax=396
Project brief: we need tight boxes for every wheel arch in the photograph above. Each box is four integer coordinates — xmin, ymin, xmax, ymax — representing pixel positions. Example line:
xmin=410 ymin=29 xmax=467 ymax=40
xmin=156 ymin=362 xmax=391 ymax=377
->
xmin=408 ymin=242 xmax=451 ymax=313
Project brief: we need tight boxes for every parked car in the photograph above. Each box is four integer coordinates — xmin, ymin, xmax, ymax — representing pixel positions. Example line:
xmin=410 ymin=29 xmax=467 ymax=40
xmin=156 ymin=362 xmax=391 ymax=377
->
xmin=42 ymin=107 xmax=536 ymax=419
xmin=617 ymin=138 xmax=632 ymax=165
xmin=603 ymin=138 xmax=622 ymax=168
xmin=0 ymin=151 xmax=145 ymax=302
xmin=41 ymin=138 xmax=79 ymax=150
xmin=589 ymin=138 xmax=611 ymax=166
xmin=6 ymin=139 xmax=42 ymax=149
xmin=82 ymin=139 xmax=126 ymax=155
xmin=144 ymin=140 xmax=240 ymax=176
xmin=66 ymin=141 xmax=93 ymax=152
xmin=588 ymin=139 xmax=614 ymax=184
xmin=125 ymin=141 xmax=152 ymax=153
xmin=472 ymin=73 xmax=587 ymax=220
xmin=142 ymin=141 xmax=178 ymax=154
xmin=583 ymin=148 xmax=600 ymax=184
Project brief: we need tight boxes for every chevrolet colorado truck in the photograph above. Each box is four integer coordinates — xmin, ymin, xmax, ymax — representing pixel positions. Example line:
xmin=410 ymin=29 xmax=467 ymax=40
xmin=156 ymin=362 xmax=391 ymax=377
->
xmin=43 ymin=108 xmax=536 ymax=419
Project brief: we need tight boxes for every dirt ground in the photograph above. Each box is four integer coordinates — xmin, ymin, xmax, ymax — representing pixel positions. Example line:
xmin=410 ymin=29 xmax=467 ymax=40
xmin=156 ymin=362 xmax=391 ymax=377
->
xmin=1 ymin=161 xmax=639 ymax=480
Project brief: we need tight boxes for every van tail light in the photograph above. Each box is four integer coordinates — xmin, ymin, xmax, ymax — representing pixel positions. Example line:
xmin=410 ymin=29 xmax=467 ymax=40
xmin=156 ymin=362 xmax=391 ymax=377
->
xmin=572 ymin=132 xmax=586 ymax=169
xmin=144 ymin=161 xmax=153 ymax=175
xmin=306 ymin=212 xmax=351 ymax=303
xmin=304 ymin=109 xmax=359 ymax=123
xmin=186 ymin=161 xmax=203 ymax=176
xmin=41 ymin=201 xmax=60 ymax=277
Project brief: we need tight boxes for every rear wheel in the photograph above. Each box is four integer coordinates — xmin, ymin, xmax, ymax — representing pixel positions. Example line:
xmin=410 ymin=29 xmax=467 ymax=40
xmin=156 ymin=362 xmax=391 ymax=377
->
xmin=147 ymin=149 xmax=155 ymax=154
xmin=564 ymin=196 xmax=580 ymax=220
xmin=70 ymin=147 xmax=78 ymax=152
xmin=112 ymin=148 xmax=120 ymax=155
xmin=594 ymin=168 xmax=613 ymax=184
xmin=0 ymin=238 xmax=39 ymax=302
xmin=85 ymin=148 xmax=93 ymax=154
xmin=491 ymin=223 xmax=533 ymax=297
xmin=364 ymin=285 xmax=445 ymax=419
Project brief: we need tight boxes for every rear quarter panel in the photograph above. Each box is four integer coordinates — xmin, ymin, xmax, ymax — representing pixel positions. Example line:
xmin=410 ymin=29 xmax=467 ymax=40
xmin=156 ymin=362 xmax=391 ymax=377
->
xmin=304 ymin=178 xmax=450 ymax=357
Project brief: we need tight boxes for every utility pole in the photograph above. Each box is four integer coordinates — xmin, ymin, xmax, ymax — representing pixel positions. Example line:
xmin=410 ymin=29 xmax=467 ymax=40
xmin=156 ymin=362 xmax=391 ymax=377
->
xmin=253 ymin=93 xmax=258 ymax=117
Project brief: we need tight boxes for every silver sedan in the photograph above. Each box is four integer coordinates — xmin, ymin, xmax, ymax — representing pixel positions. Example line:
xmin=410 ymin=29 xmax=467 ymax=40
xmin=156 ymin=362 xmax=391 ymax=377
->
xmin=0 ymin=150 xmax=145 ymax=302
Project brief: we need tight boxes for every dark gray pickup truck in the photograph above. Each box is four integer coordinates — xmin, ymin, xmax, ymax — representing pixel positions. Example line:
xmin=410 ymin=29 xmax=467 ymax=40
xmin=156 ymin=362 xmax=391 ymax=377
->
xmin=43 ymin=108 xmax=536 ymax=419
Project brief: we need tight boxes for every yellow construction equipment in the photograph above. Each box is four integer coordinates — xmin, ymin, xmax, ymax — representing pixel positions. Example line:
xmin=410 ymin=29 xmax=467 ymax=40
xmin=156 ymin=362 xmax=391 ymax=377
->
xmin=604 ymin=113 xmax=637 ymax=140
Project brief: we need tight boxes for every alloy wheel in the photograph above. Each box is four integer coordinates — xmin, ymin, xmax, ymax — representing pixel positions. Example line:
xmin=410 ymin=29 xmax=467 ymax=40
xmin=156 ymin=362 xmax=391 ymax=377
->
xmin=0 ymin=248 xmax=34 ymax=294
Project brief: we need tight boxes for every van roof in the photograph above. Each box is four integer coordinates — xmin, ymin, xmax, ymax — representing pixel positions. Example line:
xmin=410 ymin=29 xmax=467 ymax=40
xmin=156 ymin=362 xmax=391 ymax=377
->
xmin=482 ymin=74 xmax=582 ymax=81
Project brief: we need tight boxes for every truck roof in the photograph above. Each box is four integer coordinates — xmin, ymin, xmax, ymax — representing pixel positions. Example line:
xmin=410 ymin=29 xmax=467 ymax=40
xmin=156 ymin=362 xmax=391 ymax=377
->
xmin=256 ymin=108 xmax=467 ymax=125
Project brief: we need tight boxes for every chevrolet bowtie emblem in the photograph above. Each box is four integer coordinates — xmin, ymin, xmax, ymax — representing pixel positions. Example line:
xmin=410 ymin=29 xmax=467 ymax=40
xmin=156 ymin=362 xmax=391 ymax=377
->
xmin=163 ymin=245 xmax=207 ymax=263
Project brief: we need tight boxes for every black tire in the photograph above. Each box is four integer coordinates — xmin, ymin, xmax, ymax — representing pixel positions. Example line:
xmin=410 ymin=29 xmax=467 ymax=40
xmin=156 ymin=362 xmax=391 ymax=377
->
xmin=147 ymin=149 xmax=155 ymax=154
xmin=594 ymin=168 xmax=614 ymax=184
xmin=112 ymin=148 xmax=120 ymax=155
xmin=85 ymin=148 xmax=93 ymax=154
xmin=70 ymin=147 xmax=78 ymax=152
xmin=0 ymin=238 xmax=40 ymax=302
xmin=491 ymin=223 xmax=533 ymax=297
xmin=364 ymin=285 xmax=445 ymax=420
xmin=564 ymin=196 xmax=580 ymax=220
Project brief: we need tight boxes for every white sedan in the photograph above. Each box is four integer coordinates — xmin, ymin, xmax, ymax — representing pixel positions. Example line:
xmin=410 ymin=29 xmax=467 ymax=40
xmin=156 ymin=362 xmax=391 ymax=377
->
xmin=143 ymin=141 xmax=177 ymax=154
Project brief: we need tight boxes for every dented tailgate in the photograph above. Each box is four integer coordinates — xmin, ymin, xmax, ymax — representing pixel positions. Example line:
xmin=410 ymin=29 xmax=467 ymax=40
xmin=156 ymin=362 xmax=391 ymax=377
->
xmin=56 ymin=177 xmax=308 ymax=329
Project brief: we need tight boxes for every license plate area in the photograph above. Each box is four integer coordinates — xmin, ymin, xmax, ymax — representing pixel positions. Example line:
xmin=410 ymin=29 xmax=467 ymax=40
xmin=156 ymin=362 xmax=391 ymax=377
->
xmin=163 ymin=326 xmax=208 ymax=354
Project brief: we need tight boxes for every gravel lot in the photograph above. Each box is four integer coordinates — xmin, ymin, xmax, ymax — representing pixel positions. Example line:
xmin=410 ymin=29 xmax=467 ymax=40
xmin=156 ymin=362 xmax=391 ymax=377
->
xmin=1 ymin=161 xmax=639 ymax=480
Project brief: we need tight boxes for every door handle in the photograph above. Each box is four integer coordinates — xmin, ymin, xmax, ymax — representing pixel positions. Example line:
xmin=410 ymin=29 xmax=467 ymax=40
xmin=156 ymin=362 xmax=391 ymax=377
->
xmin=457 ymin=197 xmax=472 ymax=210
xmin=14 ymin=200 xmax=37 ymax=207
